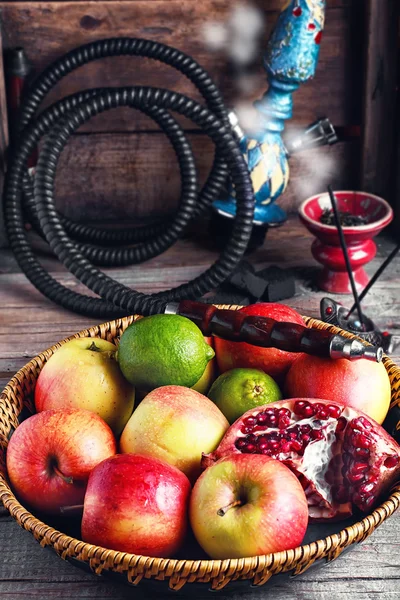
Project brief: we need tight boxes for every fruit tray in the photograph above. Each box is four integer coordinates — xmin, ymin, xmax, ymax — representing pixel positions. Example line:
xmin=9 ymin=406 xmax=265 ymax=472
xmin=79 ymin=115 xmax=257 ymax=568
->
xmin=1 ymin=310 xmax=400 ymax=595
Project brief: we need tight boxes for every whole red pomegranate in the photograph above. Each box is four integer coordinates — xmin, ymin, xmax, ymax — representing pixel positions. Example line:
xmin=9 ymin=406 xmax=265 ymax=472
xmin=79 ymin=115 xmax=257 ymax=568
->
xmin=202 ymin=398 xmax=400 ymax=521
xmin=285 ymin=354 xmax=391 ymax=424
xmin=214 ymin=303 xmax=305 ymax=382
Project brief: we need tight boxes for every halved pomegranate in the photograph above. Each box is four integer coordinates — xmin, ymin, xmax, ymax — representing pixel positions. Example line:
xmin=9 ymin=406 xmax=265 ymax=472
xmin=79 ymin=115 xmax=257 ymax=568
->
xmin=202 ymin=399 xmax=400 ymax=521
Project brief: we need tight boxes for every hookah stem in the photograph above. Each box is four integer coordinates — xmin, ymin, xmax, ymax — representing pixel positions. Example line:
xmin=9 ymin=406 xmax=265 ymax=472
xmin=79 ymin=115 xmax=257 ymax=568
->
xmin=327 ymin=185 xmax=364 ymax=328
xmin=347 ymin=241 xmax=400 ymax=318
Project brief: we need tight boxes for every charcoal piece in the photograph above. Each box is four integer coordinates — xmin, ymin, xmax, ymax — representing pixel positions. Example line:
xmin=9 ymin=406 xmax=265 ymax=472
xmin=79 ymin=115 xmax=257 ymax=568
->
xmin=228 ymin=261 xmax=267 ymax=299
xmin=262 ymin=277 xmax=296 ymax=302
xmin=256 ymin=265 xmax=296 ymax=302
xmin=199 ymin=284 xmax=252 ymax=306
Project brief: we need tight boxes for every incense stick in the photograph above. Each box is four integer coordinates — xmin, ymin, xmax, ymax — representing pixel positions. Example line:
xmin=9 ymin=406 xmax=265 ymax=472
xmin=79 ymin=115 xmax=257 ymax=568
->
xmin=347 ymin=241 xmax=400 ymax=318
xmin=327 ymin=185 xmax=364 ymax=327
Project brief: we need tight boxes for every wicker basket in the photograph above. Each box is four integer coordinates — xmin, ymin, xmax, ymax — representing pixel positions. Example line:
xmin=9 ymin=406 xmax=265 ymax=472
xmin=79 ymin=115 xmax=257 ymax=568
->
xmin=1 ymin=311 xmax=400 ymax=594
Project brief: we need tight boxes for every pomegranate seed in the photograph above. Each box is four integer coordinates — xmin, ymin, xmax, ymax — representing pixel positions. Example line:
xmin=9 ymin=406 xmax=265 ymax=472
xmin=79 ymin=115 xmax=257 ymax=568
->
xmin=358 ymin=482 xmax=376 ymax=496
xmin=363 ymin=495 xmax=376 ymax=509
xmin=302 ymin=405 xmax=315 ymax=417
xmin=281 ymin=442 xmax=291 ymax=453
xmin=365 ymin=472 xmax=379 ymax=484
xmin=293 ymin=400 xmax=308 ymax=415
xmin=289 ymin=432 xmax=298 ymax=439
xmin=241 ymin=426 xmax=253 ymax=434
xmin=327 ymin=404 xmax=342 ymax=419
xmin=310 ymin=429 xmax=324 ymax=441
xmin=261 ymin=448 xmax=272 ymax=455
xmin=258 ymin=442 xmax=268 ymax=451
xmin=349 ymin=461 xmax=369 ymax=475
xmin=291 ymin=440 xmax=303 ymax=452
xmin=253 ymin=425 xmax=267 ymax=432
xmin=265 ymin=408 xmax=278 ymax=416
xmin=336 ymin=417 xmax=347 ymax=432
xmin=353 ymin=433 xmax=371 ymax=449
xmin=318 ymin=409 xmax=330 ymax=420
xmin=278 ymin=415 xmax=291 ymax=429
xmin=268 ymin=415 xmax=278 ymax=426
xmin=246 ymin=434 xmax=258 ymax=443
xmin=256 ymin=413 xmax=269 ymax=425
xmin=278 ymin=408 xmax=291 ymax=418
xmin=269 ymin=441 xmax=280 ymax=451
xmin=302 ymin=434 xmax=311 ymax=444
xmin=351 ymin=417 xmax=372 ymax=431
xmin=235 ymin=438 xmax=247 ymax=450
xmin=244 ymin=416 xmax=257 ymax=427
xmin=354 ymin=447 xmax=370 ymax=458
xmin=299 ymin=425 xmax=311 ymax=434
xmin=244 ymin=443 xmax=256 ymax=453
xmin=353 ymin=492 xmax=375 ymax=510
xmin=384 ymin=456 xmax=398 ymax=469
xmin=347 ymin=471 xmax=366 ymax=483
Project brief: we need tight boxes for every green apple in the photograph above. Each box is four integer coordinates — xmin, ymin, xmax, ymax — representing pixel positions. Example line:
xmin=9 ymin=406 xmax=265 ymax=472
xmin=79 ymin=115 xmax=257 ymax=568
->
xmin=35 ymin=338 xmax=135 ymax=436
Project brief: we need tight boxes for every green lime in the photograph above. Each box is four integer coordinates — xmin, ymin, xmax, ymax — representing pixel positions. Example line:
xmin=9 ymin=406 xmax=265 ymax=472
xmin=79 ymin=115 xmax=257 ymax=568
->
xmin=208 ymin=368 xmax=282 ymax=423
xmin=117 ymin=314 xmax=215 ymax=389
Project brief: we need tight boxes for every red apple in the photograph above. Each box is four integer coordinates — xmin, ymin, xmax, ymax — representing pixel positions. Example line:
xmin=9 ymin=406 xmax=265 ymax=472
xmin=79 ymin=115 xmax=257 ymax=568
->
xmin=214 ymin=303 xmax=305 ymax=382
xmin=81 ymin=454 xmax=191 ymax=557
xmin=120 ymin=385 xmax=229 ymax=482
xmin=35 ymin=338 xmax=135 ymax=436
xmin=190 ymin=454 xmax=308 ymax=559
xmin=285 ymin=354 xmax=391 ymax=424
xmin=6 ymin=409 xmax=116 ymax=514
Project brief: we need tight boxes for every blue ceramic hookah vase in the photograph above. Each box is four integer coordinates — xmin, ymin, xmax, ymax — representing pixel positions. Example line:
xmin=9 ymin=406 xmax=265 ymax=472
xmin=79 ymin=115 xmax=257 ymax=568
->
xmin=213 ymin=0 xmax=337 ymax=227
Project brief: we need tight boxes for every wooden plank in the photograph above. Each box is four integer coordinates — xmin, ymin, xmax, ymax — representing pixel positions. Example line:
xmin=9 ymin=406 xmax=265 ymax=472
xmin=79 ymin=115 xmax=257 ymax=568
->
xmin=42 ymin=135 xmax=356 ymax=221
xmin=2 ymin=0 xmax=352 ymax=7
xmin=0 ymin=2 xmax=356 ymax=132
xmin=0 ymin=511 xmax=398 ymax=599
xmin=0 ymin=23 xmax=9 ymax=247
xmin=360 ymin=0 xmax=399 ymax=201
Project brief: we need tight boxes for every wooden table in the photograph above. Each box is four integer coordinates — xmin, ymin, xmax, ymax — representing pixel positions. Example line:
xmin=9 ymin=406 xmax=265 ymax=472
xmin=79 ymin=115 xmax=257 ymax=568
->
xmin=0 ymin=217 xmax=399 ymax=599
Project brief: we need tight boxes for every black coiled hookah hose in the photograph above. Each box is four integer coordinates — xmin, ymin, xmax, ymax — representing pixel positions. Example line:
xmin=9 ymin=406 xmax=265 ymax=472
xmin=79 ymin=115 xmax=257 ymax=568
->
xmin=4 ymin=38 xmax=255 ymax=318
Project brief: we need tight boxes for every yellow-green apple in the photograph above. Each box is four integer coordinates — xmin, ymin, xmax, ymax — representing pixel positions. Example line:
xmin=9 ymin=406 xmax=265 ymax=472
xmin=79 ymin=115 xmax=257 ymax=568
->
xmin=35 ymin=337 xmax=135 ymax=436
xmin=6 ymin=409 xmax=116 ymax=514
xmin=81 ymin=454 xmax=191 ymax=557
xmin=285 ymin=354 xmax=391 ymax=424
xmin=189 ymin=454 xmax=308 ymax=559
xmin=214 ymin=303 xmax=305 ymax=383
xmin=119 ymin=385 xmax=229 ymax=481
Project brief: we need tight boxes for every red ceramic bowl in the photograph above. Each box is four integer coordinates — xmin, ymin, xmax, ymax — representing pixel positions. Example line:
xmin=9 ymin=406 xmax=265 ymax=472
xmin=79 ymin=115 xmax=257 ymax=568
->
xmin=298 ymin=191 xmax=393 ymax=294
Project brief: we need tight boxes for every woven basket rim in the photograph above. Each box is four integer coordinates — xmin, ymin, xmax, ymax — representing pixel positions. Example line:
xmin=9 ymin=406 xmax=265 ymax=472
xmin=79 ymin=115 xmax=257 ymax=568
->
xmin=1 ymin=308 xmax=400 ymax=590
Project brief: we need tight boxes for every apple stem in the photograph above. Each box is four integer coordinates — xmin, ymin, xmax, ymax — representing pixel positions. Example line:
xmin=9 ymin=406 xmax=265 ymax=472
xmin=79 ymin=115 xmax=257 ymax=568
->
xmin=88 ymin=341 xmax=101 ymax=352
xmin=217 ymin=499 xmax=243 ymax=516
xmin=59 ymin=504 xmax=84 ymax=516
xmin=53 ymin=465 xmax=74 ymax=485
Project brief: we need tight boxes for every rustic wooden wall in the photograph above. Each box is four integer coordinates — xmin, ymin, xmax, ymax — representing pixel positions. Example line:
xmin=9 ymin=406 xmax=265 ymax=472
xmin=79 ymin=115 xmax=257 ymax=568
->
xmin=0 ymin=0 xmax=363 ymax=225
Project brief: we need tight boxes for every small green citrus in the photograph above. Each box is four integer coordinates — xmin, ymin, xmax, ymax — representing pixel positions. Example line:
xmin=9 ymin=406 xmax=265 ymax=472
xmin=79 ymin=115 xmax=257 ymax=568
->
xmin=207 ymin=368 xmax=282 ymax=423
xmin=117 ymin=314 xmax=215 ymax=389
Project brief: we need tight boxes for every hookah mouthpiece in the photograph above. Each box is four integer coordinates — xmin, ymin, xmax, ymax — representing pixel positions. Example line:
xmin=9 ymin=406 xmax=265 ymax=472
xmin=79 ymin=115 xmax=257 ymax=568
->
xmin=165 ymin=301 xmax=383 ymax=363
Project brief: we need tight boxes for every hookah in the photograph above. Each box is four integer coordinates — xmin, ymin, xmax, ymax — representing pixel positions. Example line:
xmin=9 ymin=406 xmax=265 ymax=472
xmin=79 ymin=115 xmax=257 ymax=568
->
xmin=213 ymin=0 xmax=337 ymax=236
xmin=3 ymin=0 xmax=384 ymax=366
